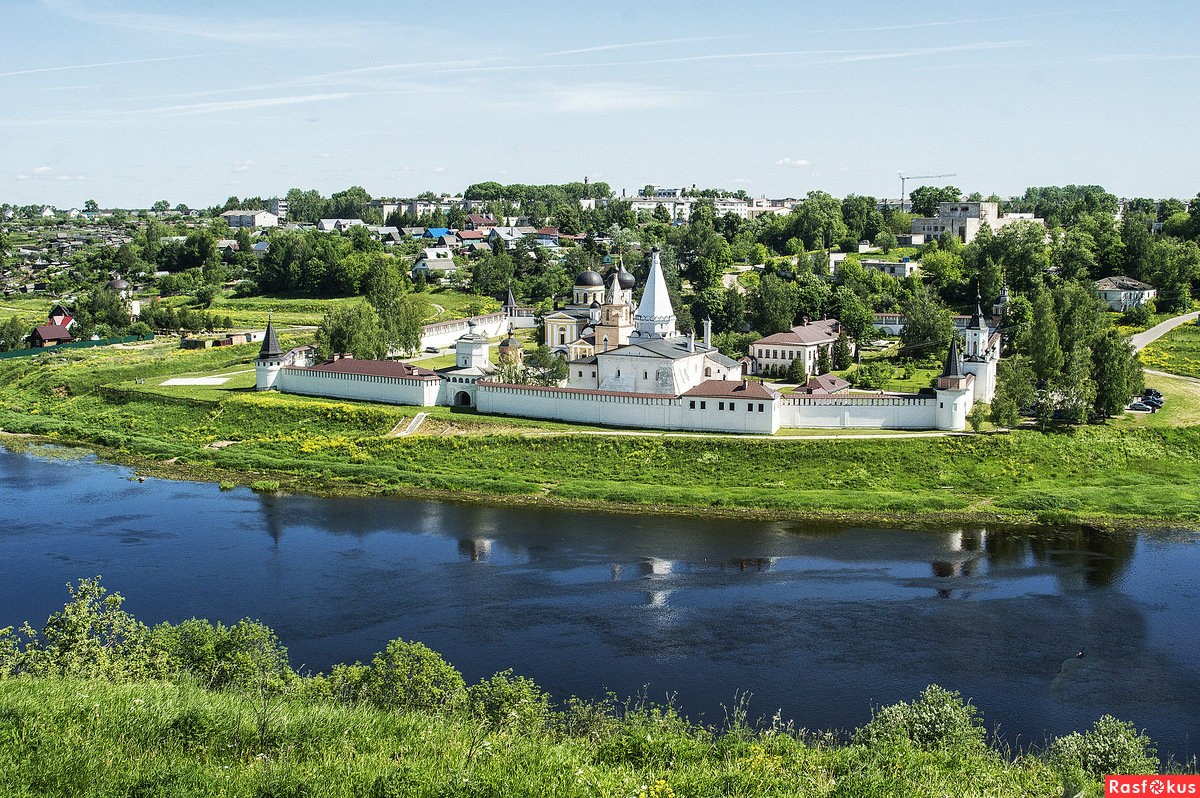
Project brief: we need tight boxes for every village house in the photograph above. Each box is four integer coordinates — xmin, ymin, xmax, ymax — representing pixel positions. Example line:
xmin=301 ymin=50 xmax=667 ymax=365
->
xmin=1095 ymin=276 xmax=1156 ymax=312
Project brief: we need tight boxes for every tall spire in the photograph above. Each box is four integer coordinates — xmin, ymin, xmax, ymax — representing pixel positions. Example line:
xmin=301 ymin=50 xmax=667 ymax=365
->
xmin=633 ymin=247 xmax=677 ymax=338
xmin=967 ymin=290 xmax=986 ymax=330
xmin=941 ymin=337 xmax=963 ymax=378
xmin=259 ymin=313 xmax=282 ymax=359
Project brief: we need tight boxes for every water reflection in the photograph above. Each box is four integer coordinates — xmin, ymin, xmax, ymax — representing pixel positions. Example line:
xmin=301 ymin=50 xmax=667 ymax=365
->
xmin=0 ymin=448 xmax=1195 ymax=761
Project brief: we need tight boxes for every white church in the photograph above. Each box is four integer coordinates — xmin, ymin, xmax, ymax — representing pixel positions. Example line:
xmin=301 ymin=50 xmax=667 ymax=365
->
xmin=255 ymin=249 xmax=998 ymax=433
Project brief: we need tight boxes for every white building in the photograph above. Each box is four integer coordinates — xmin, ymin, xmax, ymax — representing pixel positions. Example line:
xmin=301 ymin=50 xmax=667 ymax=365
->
xmin=749 ymin=319 xmax=850 ymax=378
xmin=1095 ymin=276 xmax=1156 ymax=312
xmin=221 ymin=209 xmax=279 ymax=229
xmin=911 ymin=201 xmax=1043 ymax=244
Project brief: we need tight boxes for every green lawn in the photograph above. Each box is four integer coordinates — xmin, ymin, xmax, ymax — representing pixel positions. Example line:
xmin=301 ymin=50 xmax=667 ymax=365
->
xmin=1139 ymin=322 xmax=1200 ymax=378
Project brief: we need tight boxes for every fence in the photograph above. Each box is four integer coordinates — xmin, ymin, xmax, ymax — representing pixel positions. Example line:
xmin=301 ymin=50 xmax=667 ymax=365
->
xmin=0 ymin=334 xmax=155 ymax=360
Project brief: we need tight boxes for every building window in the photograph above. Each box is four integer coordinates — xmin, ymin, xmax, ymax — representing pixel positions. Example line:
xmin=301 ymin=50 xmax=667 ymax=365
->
xmin=578 ymin=371 xmax=583 ymax=377
xmin=689 ymin=400 xmax=695 ymax=409
xmin=758 ymin=403 xmax=764 ymax=412
xmin=705 ymin=367 xmax=711 ymax=377
xmin=730 ymin=403 xmax=735 ymax=411
xmin=700 ymin=401 xmax=706 ymax=409
xmin=746 ymin=404 xmax=752 ymax=411
xmin=719 ymin=402 xmax=724 ymax=410
xmin=616 ymin=369 xmax=621 ymax=377
xmin=643 ymin=371 xmax=648 ymax=380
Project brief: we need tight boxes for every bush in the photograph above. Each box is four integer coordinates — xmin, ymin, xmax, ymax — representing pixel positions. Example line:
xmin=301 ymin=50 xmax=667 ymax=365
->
xmin=467 ymin=669 xmax=552 ymax=730
xmin=1049 ymin=715 xmax=1158 ymax=779
xmin=250 ymin=480 xmax=279 ymax=493
xmin=150 ymin=618 xmax=294 ymax=691
xmin=343 ymin=638 xmax=464 ymax=712
xmin=855 ymin=685 xmax=986 ymax=753
xmin=1121 ymin=303 xmax=1152 ymax=328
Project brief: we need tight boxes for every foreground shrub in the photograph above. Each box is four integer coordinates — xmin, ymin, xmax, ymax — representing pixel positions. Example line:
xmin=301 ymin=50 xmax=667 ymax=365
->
xmin=1049 ymin=714 xmax=1159 ymax=779
xmin=330 ymin=638 xmax=464 ymax=712
xmin=149 ymin=617 xmax=294 ymax=691
xmin=855 ymin=685 xmax=986 ymax=752
xmin=466 ymin=668 xmax=552 ymax=731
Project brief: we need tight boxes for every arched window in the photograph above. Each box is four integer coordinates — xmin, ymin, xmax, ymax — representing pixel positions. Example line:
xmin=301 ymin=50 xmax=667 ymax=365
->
xmin=559 ymin=331 xmax=565 ymax=345
xmin=704 ymin=367 xmax=711 ymax=377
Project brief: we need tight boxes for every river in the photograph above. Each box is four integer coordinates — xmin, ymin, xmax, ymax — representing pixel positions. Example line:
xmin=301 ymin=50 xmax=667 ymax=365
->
xmin=2 ymin=445 xmax=1198 ymax=760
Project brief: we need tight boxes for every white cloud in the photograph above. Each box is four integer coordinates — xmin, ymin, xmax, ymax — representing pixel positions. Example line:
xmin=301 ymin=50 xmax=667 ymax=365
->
xmin=0 ymin=53 xmax=212 ymax=79
xmin=730 ymin=177 xmax=754 ymax=185
xmin=774 ymin=158 xmax=810 ymax=168
xmin=33 ymin=166 xmax=52 ymax=173
xmin=540 ymin=37 xmax=726 ymax=58
xmin=432 ymin=166 xmax=446 ymax=173
xmin=546 ymin=82 xmax=706 ymax=114
xmin=233 ymin=159 xmax=255 ymax=173
xmin=16 ymin=174 xmax=29 ymax=180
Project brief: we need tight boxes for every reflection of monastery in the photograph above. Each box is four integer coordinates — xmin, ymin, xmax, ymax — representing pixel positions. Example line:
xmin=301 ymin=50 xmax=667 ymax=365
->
xmin=255 ymin=249 xmax=997 ymax=433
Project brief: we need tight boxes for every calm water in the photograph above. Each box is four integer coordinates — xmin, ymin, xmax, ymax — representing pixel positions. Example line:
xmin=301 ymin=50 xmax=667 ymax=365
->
xmin=2 ymin=446 xmax=1199 ymax=760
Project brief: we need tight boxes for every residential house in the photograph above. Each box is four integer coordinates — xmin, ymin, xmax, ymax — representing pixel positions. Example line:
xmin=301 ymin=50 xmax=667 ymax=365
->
xmin=465 ymin=213 xmax=498 ymax=230
xmin=29 ymin=324 xmax=72 ymax=347
xmin=317 ymin=218 xmax=366 ymax=232
xmin=412 ymin=248 xmax=458 ymax=279
xmin=1095 ymin=276 xmax=1157 ymax=312
xmin=220 ymin=209 xmax=279 ymax=229
xmin=799 ymin=373 xmax=850 ymax=395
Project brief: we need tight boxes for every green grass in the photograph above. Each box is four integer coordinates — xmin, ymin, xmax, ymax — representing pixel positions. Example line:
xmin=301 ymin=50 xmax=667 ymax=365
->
xmin=843 ymin=247 xmax=922 ymax=264
xmin=0 ymin=675 xmax=1096 ymax=798
xmin=4 ymin=342 xmax=1200 ymax=524
xmin=1140 ymin=322 xmax=1200 ymax=378
xmin=0 ymin=295 xmax=53 ymax=322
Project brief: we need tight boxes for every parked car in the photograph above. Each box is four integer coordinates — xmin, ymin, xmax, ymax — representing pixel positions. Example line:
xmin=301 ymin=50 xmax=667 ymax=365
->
xmin=424 ymin=346 xmax=440 ymax=353
xmin=1129 ymin=402 xmax=1152 ymax=411
xmin=1144 ymin=387 xmax=1163 ymax=399
xmin=1143 ymin=396 xmax=1164 ymax=409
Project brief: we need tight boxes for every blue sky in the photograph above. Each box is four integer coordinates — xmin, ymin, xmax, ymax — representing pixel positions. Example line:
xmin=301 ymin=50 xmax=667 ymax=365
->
xmin=2 ymin=0 xmax=1198 ymax=209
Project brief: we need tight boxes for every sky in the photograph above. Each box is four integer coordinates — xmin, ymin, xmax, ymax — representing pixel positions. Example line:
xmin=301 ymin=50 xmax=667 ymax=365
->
xmin=2 ymin=0 xmax=1198 ymax=209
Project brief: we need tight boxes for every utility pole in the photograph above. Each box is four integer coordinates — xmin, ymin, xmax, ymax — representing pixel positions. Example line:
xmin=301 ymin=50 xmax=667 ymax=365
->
xmin=898 ymin=172 xmax=957 ymax=213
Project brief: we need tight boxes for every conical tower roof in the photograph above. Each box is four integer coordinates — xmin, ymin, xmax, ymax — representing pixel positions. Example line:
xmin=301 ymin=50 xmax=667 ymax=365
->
xmin=967 ymin=292 xmax=986 ymax=330
xmin=634 ymin=247 xmax=676 ymax=338
xmin=941 ymin=337 xmax=963 ymax=378
xmin=259 ymin=316 xmax=282 ymax=359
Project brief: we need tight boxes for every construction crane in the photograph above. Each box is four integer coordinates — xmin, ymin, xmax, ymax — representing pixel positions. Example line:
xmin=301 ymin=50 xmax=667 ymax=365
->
xmin=898 ymin=172 xmax=956 ymax=213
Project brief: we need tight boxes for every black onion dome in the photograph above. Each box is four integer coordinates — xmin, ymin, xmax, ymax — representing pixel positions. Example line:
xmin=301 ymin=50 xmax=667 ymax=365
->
xmin=574 ymin=269 xmax=603 ymax=287
xmin=616 ymin=265 xmax=635 ymax=290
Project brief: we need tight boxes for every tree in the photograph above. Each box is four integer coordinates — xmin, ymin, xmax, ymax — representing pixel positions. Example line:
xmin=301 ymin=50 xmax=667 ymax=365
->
xmin=993 ymin=220 xmax=1050 ymax=292
xmin=909 ymin=185 xmax=961 ymax=218
xmin=816 ymin=345 xmax=831 ymax=375
xmin=1053 ymin=346 xmax=1096 ymax=425
xmin=920 ymin=248 xmax=964 ymax=291
xmin=1001 ymin=294 xmax=1033 ymax=355
xmin=524 ymin=345 xmax=568 ymax=386
xmin=832 ymin=330 xmax=853 ymax=370
xmin=898 ymin=285 xmax=954 ymax=360
xmin=0 ymin=316 xmax=29 ymax=351
xmin=83 ymin=199 xmax=99 ymax=213
xmin=990 ymin=355 xmax=1035 ymax=427
xmin=786 ymin=354 xmax=807 ymax=383
xmin=829 ymin=287 xmax=875 ymax=343
xmin=751 ymin=273 xmax=799 ymax=334
xmin=652 ymin=204 xmax=671 ymax=223
xmin=875 ymin=228 xmax=897 ymax=254
xmin=314 ymin=302 xmax=386 ymax=360
xmin=1092 ymin=328 xmax=1142 ymax=418
xmin=363 ymin=257 xmax=420 ymax=354
xmin=151 ymin=200 xmax=170 ymax=213
xmin=1027 ymin=284 xmax=1063 ymax=383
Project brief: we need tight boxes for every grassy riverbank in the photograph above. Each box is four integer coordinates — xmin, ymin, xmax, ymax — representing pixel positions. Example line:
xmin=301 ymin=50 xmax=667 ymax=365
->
xmin=2 ymin=341 xmax=1200 ymax=526
xmin=0 ymin=581 xmax=1174 ymax=797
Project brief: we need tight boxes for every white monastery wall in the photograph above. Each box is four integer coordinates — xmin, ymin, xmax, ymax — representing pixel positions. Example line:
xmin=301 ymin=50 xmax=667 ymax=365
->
xmin=420 ymin=313 xmax=510 ymax=350
xmin=780 ymin=395 xmax=938 ymax=429
xmin=275 ymin=368 xmax=440 ymax=407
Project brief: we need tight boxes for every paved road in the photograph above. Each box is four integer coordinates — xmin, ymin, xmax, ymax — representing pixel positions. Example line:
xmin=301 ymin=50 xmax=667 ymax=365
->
xmin=1131 ymin=311 xmax=1200 ymax=351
